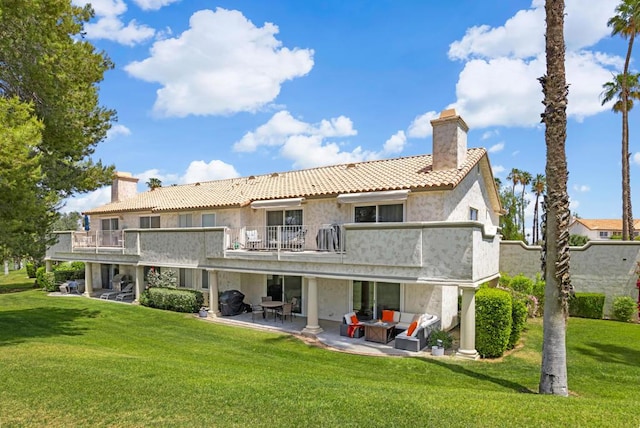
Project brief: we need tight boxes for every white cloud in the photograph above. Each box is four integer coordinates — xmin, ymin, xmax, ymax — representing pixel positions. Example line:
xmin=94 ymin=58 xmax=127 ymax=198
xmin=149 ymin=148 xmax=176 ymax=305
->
xmin=573 ymin=184 xmax=591 ymax=193
xmin=73 ymin=0 xmax=155 ymax=46
xmin=132 ymin=0 xmax=181 ymax=11
xmin=180 ymin=160 xmax=240 ymax=183
xmin=407 ymin=111 xmax=439 ymax=138
xmin=570 ymin=199 xmax=580 ymax=211
xmin=447 ymin=0 xmax=622 ymax=130
xmin=61 ymin=187 xmax=111 ymax=214
xmin=107 ymin=124 xmax=131 ymax=140
xmin=481 ymin=130 xmax=499 ymax=140
xmin=382 ymin=131 xmax=407 ymax=155
xmin=633 ymin=153 xmax=640 ymax=165
xmin=125 ymin=8 xmax=314 ymax=117
xmin=492 ymin=165 xmax=506 ymax=176
xmin=488 ymin=142 xmax=504 ymax=153
xmin=234 ymin=110 xmax=409 ymax=169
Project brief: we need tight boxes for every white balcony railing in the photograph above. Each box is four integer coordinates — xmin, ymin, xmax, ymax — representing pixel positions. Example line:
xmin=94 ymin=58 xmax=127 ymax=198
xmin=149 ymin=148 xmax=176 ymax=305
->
xmin=226 ymin=224 xmax=344 ymax=252
xmin=72 ymin=230 xmax=124 ymax=249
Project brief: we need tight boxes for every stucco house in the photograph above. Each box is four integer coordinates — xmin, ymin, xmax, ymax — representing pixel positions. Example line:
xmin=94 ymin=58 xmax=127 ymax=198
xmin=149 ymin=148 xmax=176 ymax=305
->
xmin=569 ymin=218 xmax=640 ymax=240
xmin=45 ymin=109 xmax=502 ymax=359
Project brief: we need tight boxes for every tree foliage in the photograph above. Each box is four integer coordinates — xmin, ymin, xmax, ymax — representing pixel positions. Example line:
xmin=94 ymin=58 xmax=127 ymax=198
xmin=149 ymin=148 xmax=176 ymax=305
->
xmin=53 ymin=212 xmax=82 ymax=231
xmin=0 ymin=0 xmax=116 ymax=260
xmin=0 ymin=97 xmax=55 ymax=259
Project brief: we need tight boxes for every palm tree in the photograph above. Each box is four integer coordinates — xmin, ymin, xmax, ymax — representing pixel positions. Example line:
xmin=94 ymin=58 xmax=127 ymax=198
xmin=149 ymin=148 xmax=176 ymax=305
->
xmin=519 ymin=171 xmax=532 ymax=241
xmin=146 ymin=177 xmax=162 ymax=190
xmin=507 ymin=168 xmax=521 ymax=196
xmin=538 ymin=0 xmax=571 ymax=396
xmin=531 ymin=174 xmax=546 ymax=244
xmin=605 ymin=0 xmax=640 ymax=240
xmin=601 ymin=72 xmax=640 ymax=240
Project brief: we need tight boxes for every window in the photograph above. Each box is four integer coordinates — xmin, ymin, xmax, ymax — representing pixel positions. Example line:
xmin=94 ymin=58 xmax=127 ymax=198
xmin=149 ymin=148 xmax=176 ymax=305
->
xmin=599 ymin=231 xmax=609 ymax=238
xmin=354 ymin=203 xmax=403 ymax=223
xmin=201 ymin=270 xmax=209 ymax=290
xmin=267 ymin=209 xmax=303 ymax=227
xmin=202 ymin=213 xmax=216 ymax=227
xmin=101 ymin=218 xmax=119 ymax=231
xmin=179 ymin=268 xmax=193 ymax=288
xmin=469 ymin=208 xmax=479 ymax=221
xmin=140 ymin=216 xmax=160 ymax=228
xmin=352 ymin=281 xmax=400 ymax=320
xmin=178 ymin=214 xmax=192 ymax=227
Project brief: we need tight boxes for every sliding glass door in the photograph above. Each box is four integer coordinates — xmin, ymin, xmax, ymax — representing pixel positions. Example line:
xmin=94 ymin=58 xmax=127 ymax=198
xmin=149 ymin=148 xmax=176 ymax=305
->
xmin=352 ymin=281 xmax=400 ymax=320
xmin=266 ymin=275 xmax=303 ymax=314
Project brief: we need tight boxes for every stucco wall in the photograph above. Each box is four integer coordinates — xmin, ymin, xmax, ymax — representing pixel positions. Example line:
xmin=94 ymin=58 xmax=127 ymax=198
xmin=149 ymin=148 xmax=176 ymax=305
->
xmin=500 ymin=240 xmax=640 ymax=318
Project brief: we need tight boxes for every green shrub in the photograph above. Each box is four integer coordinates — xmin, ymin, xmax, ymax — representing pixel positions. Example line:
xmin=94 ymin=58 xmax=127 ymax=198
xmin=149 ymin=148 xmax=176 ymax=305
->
xmin=25 ymin=262 xmax=37 ymax=278
xmin=140 ymin=287 xmax=204 ymax=313
xmin=569 ymin=293 xmax=605 ymax=319
xmin=36 ymin=267 xmax=56 ymax=291
xmin=611 ymin=296 xmax=636 ymax=322
xmin=427 ymin=329 xmax=453 ymax=349
xmin=52 ymin=261 xmax=84 ymax=283
xmin=498 ymin=273 xmax=512 ymax=289
xmin=476 ymin=287 xmax=512 ymax=358
xmin=508 ymin=298 xmax=528 ymax=349
xmin=508 ymin=274 xmax=534 ymax=295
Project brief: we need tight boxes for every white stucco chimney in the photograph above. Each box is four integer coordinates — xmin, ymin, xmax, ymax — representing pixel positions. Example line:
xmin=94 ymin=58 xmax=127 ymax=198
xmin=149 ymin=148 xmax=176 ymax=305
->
xmin=111 ymin=172 xmax=139 ymax=203
xmin=430 ymin=108 xmax=468 ymax=171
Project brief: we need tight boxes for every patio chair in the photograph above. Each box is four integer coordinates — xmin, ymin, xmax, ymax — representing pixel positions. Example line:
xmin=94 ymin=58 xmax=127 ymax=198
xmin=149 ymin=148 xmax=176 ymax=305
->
xmin=246 ymin=230 xmax=262 ymax=250
xmin=58 ymin=282 xmax=70 ymax=294
xmin=275 ymin=303 xmax=293 ymax=323
xmin=115 ymin=283 xmax=135 ymax=301
xmin=251 ymin=304 xmax=265 ymax=322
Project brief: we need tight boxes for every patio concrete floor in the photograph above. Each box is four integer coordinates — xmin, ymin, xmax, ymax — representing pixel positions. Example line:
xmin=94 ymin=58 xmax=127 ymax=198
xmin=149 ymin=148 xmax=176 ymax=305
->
xmin=199 ymin=310 xmax=459 ymax=358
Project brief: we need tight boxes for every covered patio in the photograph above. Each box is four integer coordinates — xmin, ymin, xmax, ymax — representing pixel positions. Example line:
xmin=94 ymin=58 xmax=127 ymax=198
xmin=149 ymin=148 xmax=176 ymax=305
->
xmin=199 ymin=310 xmax=459 ymax=357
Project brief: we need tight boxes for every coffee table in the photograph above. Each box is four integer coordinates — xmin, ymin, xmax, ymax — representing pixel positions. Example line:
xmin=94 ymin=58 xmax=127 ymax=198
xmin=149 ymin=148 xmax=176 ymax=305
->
xmin=362 ymin=321 xmax=397 ymax=344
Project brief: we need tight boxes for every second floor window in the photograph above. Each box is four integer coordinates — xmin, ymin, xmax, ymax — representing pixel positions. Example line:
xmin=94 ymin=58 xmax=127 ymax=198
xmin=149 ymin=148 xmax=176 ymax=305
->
xmin=267 ymin=209 xmax=303 ymax=227
xmin=469 ymin=208 xmax=479 ymax=221
xmin=101 ymin=218 xmax=119 ymax=231
xmin=354 ymin=203 xmax=403 ymax=223
xmin=178 ymin=214 xmax=192 ymax=227
xmin=140 ymin=216 xmax=160 ymax=228
xmin=202 ymin=213 xmax=216 ymax=227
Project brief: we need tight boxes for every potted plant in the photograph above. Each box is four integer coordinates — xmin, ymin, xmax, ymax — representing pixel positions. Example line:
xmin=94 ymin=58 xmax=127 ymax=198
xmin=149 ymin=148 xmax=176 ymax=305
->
xmin=428 ymin=329 xmax=453 ymax=356
xmin=199 ymin=307 xmax=209 ymax=318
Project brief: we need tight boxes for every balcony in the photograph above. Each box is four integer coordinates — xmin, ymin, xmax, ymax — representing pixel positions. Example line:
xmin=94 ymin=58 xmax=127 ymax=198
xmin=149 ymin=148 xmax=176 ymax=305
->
xmin=48 ymin=222 xmax=500 ymax=284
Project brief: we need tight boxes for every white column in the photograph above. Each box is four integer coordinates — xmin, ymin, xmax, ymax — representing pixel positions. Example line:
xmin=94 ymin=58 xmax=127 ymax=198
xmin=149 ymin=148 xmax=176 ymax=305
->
xmin=135 ymin=265 xmax=145 ymax=302
xmin=302 ymin=276 xmax=323 ymax=335
xmin=45 ymin=260 xmax=52 ymax=273
xmin=208 ymin=270 xmax=221 ymax=317
xmin=456 ymin=285 xmax=479 ymax=360
xmin=83 ymin=263 xmax=93 ymax=297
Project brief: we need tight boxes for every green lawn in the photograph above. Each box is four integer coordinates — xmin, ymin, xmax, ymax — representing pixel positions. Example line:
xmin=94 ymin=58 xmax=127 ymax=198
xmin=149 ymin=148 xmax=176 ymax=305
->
xmin=1 ymin=270 xmax=638 ymax=427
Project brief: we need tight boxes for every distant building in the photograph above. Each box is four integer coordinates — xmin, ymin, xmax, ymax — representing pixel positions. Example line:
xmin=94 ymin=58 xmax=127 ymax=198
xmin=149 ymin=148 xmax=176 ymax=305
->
xmin=569 ymin=218 xmax=640 ymax=240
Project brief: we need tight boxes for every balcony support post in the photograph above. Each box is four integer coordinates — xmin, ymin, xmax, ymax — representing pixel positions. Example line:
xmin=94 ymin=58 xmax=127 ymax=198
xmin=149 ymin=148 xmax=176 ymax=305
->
xmin=208 ymin=270 xmax=221 ymax=317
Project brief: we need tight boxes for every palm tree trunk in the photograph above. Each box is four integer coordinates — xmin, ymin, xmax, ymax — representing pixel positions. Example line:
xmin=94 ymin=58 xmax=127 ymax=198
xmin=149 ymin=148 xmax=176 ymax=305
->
xmin=533 ymin=195 xmax=540 ymax=243
xmin=622 ymin=32 xmax=635 ymax=240
xmin=539 ymin=0 xmax=570 ymax=396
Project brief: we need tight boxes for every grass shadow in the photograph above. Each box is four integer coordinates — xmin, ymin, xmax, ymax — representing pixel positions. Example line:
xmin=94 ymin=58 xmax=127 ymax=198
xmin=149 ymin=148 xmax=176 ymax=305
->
xmin=575 ymin=342 xmax=640 ymax=368
xmin=419 ymin=357 xmax=535 ymax=394
xmin=0 ymin=307 xmax=101 ymax=346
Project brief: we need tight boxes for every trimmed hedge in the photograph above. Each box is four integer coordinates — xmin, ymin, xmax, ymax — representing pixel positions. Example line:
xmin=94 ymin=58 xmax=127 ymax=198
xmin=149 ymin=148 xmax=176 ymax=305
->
xmin=53 ymin=262 xmax=85 ymax=283
xmin=612 ymin=296 xmax=636 ymax=322
xmin=476 ymin=287 xmax=512 ymax=358
xmin=508 ymin=298 xmax=528 ymax=349
xmin=140 ymin=287 xmax=204 ymax=313
xmin=569 ymin=292 xmax=605 ymax=319
xmin=25 ymin=262 xmax=37 ymax=278
xmin=508 ymin=274 xmax=534 ymax=295
xmin=36 ymin=267 xmax=56 ymax=292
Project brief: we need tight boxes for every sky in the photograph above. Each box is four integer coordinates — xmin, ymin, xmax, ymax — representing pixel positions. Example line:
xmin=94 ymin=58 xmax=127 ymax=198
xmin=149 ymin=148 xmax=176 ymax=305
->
xmin=64 ymin=0 xmax=639 ymax=229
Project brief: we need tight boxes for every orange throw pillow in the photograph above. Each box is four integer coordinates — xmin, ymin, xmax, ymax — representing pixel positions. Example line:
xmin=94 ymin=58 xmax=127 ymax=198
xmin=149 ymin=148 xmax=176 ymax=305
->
xmin=407 ymin=321 xmax=418 ymax=336
xmin=381 ymin=310 xmax=394 ymax=322
xmin=350 ymin=314 xmax=359 ymax=325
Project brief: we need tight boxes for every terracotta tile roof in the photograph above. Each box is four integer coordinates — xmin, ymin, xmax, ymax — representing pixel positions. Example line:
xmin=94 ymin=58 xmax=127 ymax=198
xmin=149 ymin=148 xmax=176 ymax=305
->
xmin=85 ymin=148 xmax=490 ymax=215
xmin=572 ymin=218 xmax=640 ymax=231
